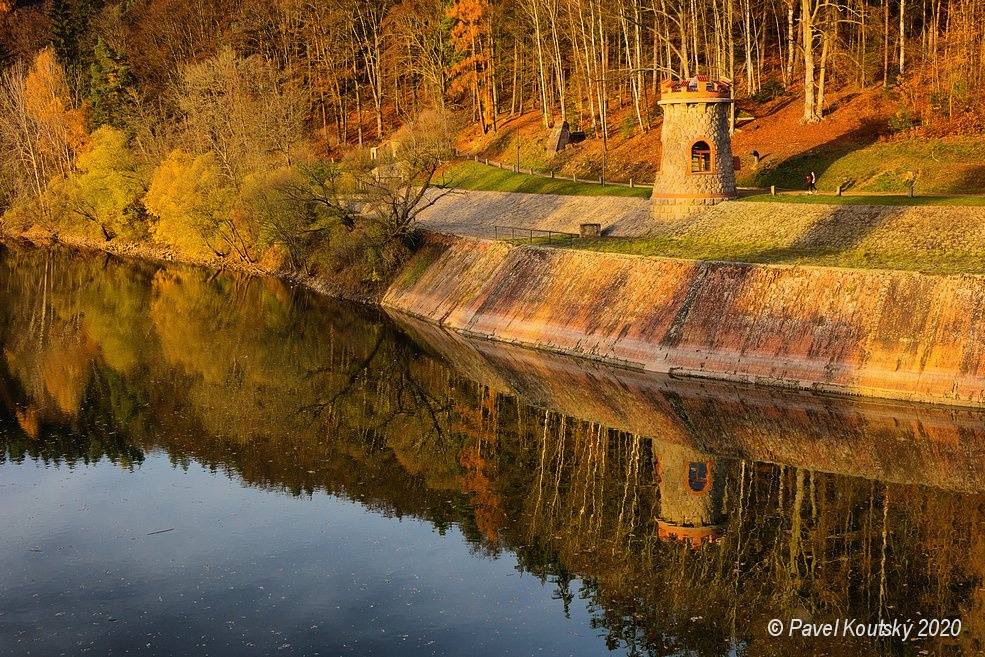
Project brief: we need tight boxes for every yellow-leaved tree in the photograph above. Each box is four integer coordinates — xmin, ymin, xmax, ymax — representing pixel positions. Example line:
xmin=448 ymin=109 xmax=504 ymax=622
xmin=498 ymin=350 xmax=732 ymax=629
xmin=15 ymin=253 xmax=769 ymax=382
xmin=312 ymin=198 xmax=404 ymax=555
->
xmin=24 ymin=48 xmax=86 ymax=179
xmin=53 ymin=126 xmax=145 ymax=240
xmin=144 ymin=149 xmax=234 ymax=258
xmin=0 ymin=47 xmax=86 ymax=224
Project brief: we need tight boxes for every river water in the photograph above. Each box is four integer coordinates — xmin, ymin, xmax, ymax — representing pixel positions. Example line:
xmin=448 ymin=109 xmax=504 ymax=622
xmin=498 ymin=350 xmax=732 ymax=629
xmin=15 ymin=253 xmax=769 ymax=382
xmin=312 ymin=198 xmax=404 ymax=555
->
xmin=1 ymin=241 xmax=982 ymax=656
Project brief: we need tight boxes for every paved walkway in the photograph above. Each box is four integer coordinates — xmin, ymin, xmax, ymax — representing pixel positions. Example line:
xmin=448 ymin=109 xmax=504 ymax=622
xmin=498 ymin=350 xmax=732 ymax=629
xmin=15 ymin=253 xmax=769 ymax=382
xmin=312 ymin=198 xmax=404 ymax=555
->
xmin=416 ymin=189 xmax=652 ymax=238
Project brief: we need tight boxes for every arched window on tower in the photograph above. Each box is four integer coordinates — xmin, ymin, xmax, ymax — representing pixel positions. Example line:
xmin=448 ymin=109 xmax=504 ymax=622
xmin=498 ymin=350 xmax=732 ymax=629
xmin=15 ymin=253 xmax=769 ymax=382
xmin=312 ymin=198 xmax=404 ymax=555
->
xmin=691 ymin=141 xmax=712 ymax=173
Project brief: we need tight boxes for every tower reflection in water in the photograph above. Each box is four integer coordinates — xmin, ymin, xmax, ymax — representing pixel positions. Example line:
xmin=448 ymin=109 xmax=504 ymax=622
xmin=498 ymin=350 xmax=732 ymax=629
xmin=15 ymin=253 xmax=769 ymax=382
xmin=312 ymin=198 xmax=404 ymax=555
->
xmin=655 ymin=442 xmax=729 ymax=548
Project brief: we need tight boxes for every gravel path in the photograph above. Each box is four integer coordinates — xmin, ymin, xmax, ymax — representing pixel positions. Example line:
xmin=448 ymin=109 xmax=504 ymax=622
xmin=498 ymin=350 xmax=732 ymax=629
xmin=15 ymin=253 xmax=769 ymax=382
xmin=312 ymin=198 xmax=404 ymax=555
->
xmin=416 ymin=189 xmax=653 ymax=238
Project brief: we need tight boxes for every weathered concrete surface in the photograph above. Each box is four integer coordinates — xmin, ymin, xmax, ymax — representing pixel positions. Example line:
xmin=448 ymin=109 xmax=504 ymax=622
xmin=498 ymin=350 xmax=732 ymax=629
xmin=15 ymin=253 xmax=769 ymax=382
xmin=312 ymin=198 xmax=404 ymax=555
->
xmin=417 ymin=189 xmax=652 ymax=237
xmin=393 ymin=312 xmax=985 ymax=493
xmin=383 ymin=235 xmax=985 ymax=407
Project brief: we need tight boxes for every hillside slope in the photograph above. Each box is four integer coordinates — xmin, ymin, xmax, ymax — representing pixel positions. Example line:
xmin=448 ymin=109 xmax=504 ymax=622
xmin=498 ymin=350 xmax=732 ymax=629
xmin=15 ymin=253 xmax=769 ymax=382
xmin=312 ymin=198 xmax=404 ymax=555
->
xmin=457 ymin=87 xmax=985 ymax=195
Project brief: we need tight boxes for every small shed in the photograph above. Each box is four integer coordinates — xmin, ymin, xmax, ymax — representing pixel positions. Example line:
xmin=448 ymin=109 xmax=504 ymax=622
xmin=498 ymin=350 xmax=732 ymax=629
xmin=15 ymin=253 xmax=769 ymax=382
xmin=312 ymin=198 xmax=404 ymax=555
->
xmin=546 ymin=122 xmax=571 ymax=152
xmin=369 ymin=139 xmax=405 ymax=183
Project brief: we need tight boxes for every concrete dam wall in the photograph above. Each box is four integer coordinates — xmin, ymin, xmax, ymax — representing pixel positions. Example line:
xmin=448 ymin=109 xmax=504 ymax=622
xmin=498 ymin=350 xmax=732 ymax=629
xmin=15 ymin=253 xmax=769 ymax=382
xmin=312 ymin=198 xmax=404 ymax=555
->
xmin=383 ymin=235 xmax=985 ymax=406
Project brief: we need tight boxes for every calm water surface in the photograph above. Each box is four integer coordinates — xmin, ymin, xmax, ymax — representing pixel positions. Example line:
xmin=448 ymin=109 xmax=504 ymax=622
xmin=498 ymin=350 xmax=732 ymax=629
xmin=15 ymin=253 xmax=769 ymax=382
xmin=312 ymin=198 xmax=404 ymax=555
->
xmin=1 ymin=241 xmax=984 ymax=656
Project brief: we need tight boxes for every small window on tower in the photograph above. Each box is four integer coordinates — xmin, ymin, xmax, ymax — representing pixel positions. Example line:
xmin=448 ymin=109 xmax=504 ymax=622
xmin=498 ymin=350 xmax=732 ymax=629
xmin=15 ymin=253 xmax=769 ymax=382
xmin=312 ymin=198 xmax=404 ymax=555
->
xmin=691 ymin=141 xmax=712 ymax=173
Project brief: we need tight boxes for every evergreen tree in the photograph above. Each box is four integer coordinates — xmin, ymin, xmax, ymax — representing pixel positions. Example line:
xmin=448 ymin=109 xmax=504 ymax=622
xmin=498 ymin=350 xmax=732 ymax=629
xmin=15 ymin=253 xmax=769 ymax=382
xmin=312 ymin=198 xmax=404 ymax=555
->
xmin=48 ymin=0 xmax=79 ymax=65
xmin=89 ymin=38 xmax=136 ymax=129
xmin=49 ymin=0 xmax=105 ymax=88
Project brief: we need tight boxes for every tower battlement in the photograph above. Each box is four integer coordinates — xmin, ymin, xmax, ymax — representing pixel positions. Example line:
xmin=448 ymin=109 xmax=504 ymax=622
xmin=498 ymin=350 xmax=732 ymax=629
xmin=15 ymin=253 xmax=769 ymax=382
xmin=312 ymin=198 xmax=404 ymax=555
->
xmin=658 ymin=76 xmax=733 ymax=103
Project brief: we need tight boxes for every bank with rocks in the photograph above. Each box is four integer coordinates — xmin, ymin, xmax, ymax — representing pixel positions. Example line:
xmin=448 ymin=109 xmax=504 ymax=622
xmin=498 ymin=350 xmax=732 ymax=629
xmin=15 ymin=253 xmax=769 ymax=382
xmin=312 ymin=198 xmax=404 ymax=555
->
xmin=4 ymin=228 xmax=386 ymax=304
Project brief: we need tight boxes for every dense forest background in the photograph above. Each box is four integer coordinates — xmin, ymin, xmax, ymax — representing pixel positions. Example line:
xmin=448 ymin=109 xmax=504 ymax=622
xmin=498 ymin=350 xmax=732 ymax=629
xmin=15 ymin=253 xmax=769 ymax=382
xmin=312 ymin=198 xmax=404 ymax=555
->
xmin=0 ymin=0 xmax=982 ymax=275
xmin=0 ymin=0 xmax=975 ymax=137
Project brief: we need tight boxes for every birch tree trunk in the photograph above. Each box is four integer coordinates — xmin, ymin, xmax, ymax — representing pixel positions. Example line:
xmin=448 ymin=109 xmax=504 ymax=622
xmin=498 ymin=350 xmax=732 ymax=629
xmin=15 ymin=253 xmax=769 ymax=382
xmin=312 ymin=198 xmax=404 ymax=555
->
xmin=527 ymin=0 xmax=553 ymax=127
xmin=802 ymin=0 xmax=821 ymax=122
xmin=816 ymin=27 xmax=829 ymax=117
xmin=898 ymin=0 xmax=906 ymax=74
xmin=786 ymin=0 xmax=796 ymax=82
xmin=883 ymin=0 xmax=890 ymax=84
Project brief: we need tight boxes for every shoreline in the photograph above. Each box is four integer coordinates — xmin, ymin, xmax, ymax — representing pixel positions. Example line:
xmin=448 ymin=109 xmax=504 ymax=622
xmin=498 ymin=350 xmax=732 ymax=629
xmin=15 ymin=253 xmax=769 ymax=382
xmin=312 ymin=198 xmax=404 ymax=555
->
xmin=10 ymin=224 xmax=985 ymax=410
xmin=391 ymin=310 xmax=985 ymax=491
xmin=1 ymin=227 xmax=386 ymax=306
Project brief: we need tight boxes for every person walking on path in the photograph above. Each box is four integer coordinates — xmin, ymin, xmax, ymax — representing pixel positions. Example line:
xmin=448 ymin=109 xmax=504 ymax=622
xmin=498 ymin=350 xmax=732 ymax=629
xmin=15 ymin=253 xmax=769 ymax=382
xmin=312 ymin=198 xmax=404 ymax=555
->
xmin=808 ymin=171 xmax=817 ymax=194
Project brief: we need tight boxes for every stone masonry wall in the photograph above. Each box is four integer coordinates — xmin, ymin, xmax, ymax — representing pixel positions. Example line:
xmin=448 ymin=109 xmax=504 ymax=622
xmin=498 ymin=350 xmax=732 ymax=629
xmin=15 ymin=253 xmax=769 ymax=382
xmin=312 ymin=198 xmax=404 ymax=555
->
xmin=652 ymin=101 xmax=736 ymax=201
xmin=384 ymin=235 xmax=985 ymax=408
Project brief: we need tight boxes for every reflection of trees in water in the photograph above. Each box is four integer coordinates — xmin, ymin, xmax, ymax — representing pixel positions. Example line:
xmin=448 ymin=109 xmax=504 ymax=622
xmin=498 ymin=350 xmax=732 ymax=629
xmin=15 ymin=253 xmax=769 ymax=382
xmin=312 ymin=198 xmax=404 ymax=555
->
xmin=1 ymin=243 xmax=985 ymax=655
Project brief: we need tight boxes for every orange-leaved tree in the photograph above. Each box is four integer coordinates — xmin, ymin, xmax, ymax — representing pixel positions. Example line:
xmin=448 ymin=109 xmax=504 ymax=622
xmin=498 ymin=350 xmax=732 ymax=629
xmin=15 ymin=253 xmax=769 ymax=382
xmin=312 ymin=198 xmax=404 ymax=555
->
xmin=23 ymin=47 xmax=86 ymax=178
xmin=446 ymin=0 xmax=496 ymax=133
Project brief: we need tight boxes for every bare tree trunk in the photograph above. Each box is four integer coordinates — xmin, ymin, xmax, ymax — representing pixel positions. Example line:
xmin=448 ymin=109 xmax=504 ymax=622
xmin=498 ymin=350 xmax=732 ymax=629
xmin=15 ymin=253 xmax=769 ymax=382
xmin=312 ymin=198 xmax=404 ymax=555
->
xmin=859 ymin=0 xmax=866 ymax=86
xmin=490 ymin=36 xmax=500 ymax=132
xmin=547 ymin=0 xmax=567 ymax=123
xmin=712 ymin=0 xmax=725 ymax=77
xmin=619 ymin=0 xmax=645 ymax=131
xmin=574 ymin=0 xmax=599 ymax=136
xmin=353 ymin=59 xmax=364 ymax=146
xmin=743 ymin=0 xmax=756 ymax=92
xmin=528 ymin=0 xmax=553 ymax=127
xmin=816 ymin=28 xmax=829 ymax=117
xmin=883 ymin=0 xmax=890 ymax=84
xmin=725 ymin=0 xmax=735 ymax=80
xmin=802 ymin=0 xmax=821 ymax=122
xmin=898 ymin=0 xmax=906 ymax=75
xmin=511 ymin=40 xmax=519 ymax=115
xmin=786 ymin=0 xmax=796 ymax=83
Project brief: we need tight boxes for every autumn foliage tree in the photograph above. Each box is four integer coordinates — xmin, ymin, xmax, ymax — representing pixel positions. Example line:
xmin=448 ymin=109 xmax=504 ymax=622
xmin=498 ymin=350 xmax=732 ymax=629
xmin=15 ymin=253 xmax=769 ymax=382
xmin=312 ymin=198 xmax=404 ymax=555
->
xmin=55 ymin=125 xmax=145 ymax=240
xmin=0 ymin=47 xmax=85 ymax=220
xmin=446 ymin=0 xmax=496 ymax=133
xmin=144 ymin=149 xmax=235 ymax=258
xmin=177 ymin=49 xmax=307 ymax=185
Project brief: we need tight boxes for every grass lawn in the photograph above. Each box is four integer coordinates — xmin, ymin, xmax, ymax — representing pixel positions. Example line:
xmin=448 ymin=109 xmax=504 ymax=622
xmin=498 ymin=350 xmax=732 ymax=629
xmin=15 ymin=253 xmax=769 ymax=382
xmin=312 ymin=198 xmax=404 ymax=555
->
xmin=740 ymin=137 xmax=985 ymax=195
xmin=440 ymin=160 xmax=652 ymax=198
xmin=551 ymin=234 xmax=985 ymax=275
xmin=538 ymin=199 xmax=985 ymax=275
xmin=742 ymin=193 xmax=985 ymax=206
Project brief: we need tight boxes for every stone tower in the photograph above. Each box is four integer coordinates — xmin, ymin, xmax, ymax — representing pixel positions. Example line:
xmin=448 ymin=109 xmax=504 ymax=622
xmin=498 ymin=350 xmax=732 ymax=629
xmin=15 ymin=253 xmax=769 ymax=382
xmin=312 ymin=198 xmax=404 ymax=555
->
xmin=651 ymin=76 xmax=736 ymax=220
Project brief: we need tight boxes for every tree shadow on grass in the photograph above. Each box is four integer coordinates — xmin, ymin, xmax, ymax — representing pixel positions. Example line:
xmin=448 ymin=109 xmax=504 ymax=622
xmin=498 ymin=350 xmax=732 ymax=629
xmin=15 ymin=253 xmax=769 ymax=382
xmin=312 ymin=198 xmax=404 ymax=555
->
xmin=482 ymin=129 xmax=516 ymax=157
xmin=746 ymin=204 xmax=903 ymax=266
xmin=750 ymin=117 xmax=889 ymax=190
xmin=949 ymin=165 xmax=985 ymax=194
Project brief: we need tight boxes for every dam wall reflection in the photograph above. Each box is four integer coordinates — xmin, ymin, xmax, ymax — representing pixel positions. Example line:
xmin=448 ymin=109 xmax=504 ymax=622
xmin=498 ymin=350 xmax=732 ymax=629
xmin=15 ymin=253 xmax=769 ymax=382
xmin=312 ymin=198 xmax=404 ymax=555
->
xmin=392 ymin=312 xmax=985 ymax=494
